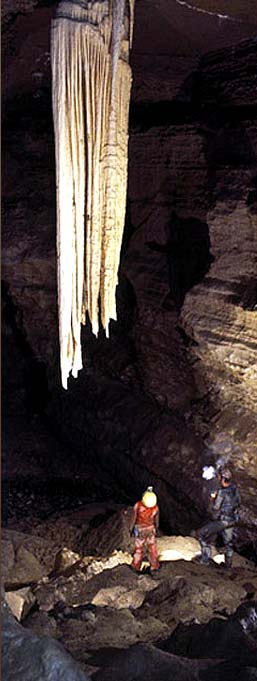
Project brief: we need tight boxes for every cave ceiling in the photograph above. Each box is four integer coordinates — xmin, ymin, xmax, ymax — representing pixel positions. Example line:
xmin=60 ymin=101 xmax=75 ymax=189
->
xmin=133 ymin=0 xmax=257 ymax=56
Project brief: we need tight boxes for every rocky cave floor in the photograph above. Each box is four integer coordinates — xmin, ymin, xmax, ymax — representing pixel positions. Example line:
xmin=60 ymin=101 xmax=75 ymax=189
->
xmin=2 ymin=414 xmax=257 ymax=681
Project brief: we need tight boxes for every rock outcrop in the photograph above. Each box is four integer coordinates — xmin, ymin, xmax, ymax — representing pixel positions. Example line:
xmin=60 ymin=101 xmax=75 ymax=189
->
xmin=2 ymin=502 xmax=257 ymax=679
xmin=4 ymin=526 xmax=257 ymax=678
xmin=2 ymin=597 xmax=90 ymax=681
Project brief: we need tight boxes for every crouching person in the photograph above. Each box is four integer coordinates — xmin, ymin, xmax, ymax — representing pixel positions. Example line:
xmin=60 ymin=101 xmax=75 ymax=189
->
xmin=129 ymin=486 xmax=160 ymax=574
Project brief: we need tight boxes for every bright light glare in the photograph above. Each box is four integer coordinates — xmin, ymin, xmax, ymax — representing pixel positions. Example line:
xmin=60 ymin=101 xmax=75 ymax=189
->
xmin=202 ymin=465 xmax=216 ymax=480
xmin=213 ymin=553 xmax=225 ymax=564
xmin=159 ymin=549 xmax=199 ymax=562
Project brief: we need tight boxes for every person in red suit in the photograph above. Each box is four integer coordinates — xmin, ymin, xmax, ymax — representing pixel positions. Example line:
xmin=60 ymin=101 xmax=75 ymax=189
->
xmin=129 ymin=486 xmax=160 ymax=574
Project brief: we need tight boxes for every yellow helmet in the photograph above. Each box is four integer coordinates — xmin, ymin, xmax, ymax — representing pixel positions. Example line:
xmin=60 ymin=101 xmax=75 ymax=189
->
xmin=142 ymin=486 xmax=157 ymax=508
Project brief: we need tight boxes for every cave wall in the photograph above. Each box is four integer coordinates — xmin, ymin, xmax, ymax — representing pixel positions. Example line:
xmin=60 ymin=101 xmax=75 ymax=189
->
xmin=2 ymin=2 xmax=257 ymax=549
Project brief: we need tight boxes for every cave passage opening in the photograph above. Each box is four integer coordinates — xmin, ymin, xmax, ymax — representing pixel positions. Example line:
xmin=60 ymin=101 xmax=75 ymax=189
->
xmin=147 ymin=210 xmax=214 ymax=309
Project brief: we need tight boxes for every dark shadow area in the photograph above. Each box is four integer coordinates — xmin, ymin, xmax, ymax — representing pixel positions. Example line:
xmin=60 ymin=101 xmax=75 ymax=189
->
xmin=2 ymin=477 xmax=120 ymax=526
xmin=2 ymin=283 xmax=52 ymax=435
xmin=226 ymin=276 xmax=257 ymax=311
xmin=129 ymin=100 xmax=257 ymax=132
xmin=205 ymin=124 xmax=257 ymax=168
xmin=2 ymin=89 xmax=53 ymax=131
xmin=24 ymin=358 xmax=50 ymax=422
xmin=158 ymin=601 xmax=257 ymax=662
xmin=247 ymin=176 xmax=257 ymax=214
xmin=146 ymin=211 xmax=214 ymax=309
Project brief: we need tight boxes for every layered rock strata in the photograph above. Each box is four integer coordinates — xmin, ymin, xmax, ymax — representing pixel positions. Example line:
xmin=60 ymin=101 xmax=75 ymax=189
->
xmin=2 ymin=4 xmax=257 ymax=552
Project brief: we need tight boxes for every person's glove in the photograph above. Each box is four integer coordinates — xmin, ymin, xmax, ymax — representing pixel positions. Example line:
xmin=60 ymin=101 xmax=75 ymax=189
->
xmin=130 ymin=527 xmax=139 ymax=537
xmin=210 ymin=491 xmax=217 ymax=500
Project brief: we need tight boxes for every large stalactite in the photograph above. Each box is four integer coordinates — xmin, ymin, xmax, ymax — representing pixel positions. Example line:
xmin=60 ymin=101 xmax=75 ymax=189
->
xmin=51 ymin=0 xmax=135 ymax=389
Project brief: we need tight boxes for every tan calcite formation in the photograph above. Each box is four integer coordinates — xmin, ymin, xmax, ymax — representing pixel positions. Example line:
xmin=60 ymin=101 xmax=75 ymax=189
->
xmin=51 ymin=0 xmax=136 ymax=388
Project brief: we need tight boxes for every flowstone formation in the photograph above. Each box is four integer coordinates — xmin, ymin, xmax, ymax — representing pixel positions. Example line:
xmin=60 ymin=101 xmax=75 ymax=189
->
xmin=51 ymin=0 xmax=136 ymax=388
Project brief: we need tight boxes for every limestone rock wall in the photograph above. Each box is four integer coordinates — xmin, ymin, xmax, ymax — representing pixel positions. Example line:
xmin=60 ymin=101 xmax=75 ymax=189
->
xmin=2 ymin=3 xmax=257 ymax=552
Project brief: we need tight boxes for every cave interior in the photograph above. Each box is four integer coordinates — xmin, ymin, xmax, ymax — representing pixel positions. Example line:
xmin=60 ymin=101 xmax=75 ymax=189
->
xmin=2 ymin=1 xmax=257 ymax=680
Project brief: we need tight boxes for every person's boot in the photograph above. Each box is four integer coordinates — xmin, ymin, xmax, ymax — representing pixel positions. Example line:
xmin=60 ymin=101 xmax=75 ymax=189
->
xmin=199 ymin=543 xmax=211 ymax=565
xmin=149 ymin=566 xmax=161 ymax=578
xmin=130 ymin=561 xmax=142 ymax=573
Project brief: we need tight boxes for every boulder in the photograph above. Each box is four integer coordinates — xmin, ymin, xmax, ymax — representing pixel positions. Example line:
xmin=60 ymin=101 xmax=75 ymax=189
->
xmin=31 ymin=517 xmax=87 ymax=554
xmin=80 ymin=507 xmax=134 ymax=556
xmin=91 ymin=642 xmax=206 ymax=681
xmin=2 ymin=529 xmax=56 ymax=585
xmin=2 ymin=597 xmax=90 ymax=681
xmin=34 ymin=551 xmax=151 ymax=612
xmin=53 ymin=547 xmax=81 ymax=574
xmin=60 ymin=608 xmax=170 ymax=657
xmin=157 ymin=535 xmax=200 ymax=562
xmin=5 ymin=544 xmax=46 ymax=586
xmin=133 ymin=559 xmax=254 ymax=627
xmin=1 ymin=539 xmax=15 ymax=581
xmin=23 ymin=609 xmax=61 ymax=639
xmin=5 ymin=586 xmax=35 ymax=621
xmin=91 ymin=584 xmax=149 ymax=610
xmin=159 ymin=601 xmax=257 ymax=663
